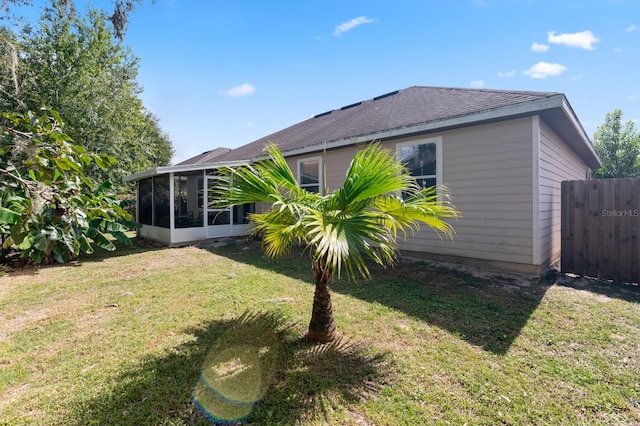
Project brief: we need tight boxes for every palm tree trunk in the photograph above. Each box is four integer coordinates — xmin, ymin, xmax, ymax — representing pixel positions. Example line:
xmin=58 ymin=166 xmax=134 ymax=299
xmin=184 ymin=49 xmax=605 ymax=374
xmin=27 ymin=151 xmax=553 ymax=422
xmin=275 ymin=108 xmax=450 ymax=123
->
xmin=307 ymin=256 xmax=337 ymax=342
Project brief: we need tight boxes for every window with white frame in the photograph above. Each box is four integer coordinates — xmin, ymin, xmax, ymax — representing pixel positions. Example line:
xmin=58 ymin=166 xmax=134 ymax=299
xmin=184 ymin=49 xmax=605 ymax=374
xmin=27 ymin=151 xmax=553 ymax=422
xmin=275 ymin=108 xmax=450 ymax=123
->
xmin=396 ymin=137 xmax=442 ymax=198
xmin=206 ymin=170 xmax=230 ymax=225
xmin=297 ymin=157 xmax=322 ymax=194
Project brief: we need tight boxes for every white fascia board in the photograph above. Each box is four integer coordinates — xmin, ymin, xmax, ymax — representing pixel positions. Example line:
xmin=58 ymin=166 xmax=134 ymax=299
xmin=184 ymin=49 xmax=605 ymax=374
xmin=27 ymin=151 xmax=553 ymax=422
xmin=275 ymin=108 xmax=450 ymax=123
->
xmin=561 ymin=97 xmax=590 ymax=142
xmin=123 ymin=167 xmax=166 ymax=182
xmin=281 ymin=95 xmax=567 ymax=158
xmin=123 ymin=160 xmax=248 ymax=182
xmin=560 ymin=97 xmax=602 ymax=168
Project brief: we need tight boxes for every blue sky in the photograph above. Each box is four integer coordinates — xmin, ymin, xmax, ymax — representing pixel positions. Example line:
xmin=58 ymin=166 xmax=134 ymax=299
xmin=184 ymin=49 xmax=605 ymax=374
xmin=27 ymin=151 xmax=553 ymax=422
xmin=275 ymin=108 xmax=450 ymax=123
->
xmin=19 ymin=0 xmax=640 ymax=164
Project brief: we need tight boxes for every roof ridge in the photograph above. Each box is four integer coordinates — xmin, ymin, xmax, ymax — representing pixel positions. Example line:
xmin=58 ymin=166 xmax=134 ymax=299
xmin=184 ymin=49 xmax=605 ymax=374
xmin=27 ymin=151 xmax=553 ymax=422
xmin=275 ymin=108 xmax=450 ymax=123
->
xmin=405 ymin=85 xmax=561 ymax=96
xmin=314 ymin=86 xmax=562 ymax=118
xmin=206 ymin=85 xmax=576 ymax=164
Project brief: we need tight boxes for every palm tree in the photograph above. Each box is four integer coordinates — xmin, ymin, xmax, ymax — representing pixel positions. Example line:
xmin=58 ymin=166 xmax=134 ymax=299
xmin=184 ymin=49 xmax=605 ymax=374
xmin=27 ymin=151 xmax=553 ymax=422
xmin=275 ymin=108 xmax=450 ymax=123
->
xmin=213 ymin=142 xmax=458 ymax=342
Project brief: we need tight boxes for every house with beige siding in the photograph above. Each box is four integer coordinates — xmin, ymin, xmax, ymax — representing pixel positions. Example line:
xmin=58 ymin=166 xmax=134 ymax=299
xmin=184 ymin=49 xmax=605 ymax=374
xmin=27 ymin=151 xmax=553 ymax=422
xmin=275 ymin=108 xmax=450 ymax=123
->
xmin=124 ymin=86 xmax=601 ymax=274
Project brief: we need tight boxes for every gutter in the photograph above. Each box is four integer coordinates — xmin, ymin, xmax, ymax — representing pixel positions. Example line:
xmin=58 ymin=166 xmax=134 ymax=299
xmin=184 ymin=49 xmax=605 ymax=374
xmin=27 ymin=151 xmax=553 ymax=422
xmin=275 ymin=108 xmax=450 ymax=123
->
xmin=123 ymin=160 xmax=248 ymax=182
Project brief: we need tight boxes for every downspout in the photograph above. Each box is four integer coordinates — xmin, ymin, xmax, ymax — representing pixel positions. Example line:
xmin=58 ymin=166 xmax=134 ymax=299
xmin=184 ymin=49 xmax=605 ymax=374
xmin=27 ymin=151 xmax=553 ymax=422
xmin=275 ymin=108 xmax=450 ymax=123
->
xmin=322 ymin=140 xmax=327 ymax=194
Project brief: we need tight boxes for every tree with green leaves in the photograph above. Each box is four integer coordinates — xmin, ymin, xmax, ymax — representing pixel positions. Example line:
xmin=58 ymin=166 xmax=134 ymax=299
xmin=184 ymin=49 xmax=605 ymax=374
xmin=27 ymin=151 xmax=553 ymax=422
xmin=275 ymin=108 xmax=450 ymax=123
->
xmin=1 ymin=110 xmax=136 ymax=264
xmin=1 ymin=0 xmax=172 ymax=193
xmin=214 ymin=143 xmax=458 ymax=342
xmin=592 ymin=109 xmax=640 ymax=178
xmin=2 ymin=0 xmax=144 ymax=41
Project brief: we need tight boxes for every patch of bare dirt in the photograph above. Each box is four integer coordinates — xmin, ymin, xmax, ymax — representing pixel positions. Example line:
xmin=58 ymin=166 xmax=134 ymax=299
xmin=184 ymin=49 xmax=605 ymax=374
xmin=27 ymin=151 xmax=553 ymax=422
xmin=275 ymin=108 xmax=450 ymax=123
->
xmin=398 ymin=255 xmax=540 ymax=288
xmin=0 ymin=306 xmax=55 ymax=343
xmin=0 ymin=383 xmax=31 ymax=410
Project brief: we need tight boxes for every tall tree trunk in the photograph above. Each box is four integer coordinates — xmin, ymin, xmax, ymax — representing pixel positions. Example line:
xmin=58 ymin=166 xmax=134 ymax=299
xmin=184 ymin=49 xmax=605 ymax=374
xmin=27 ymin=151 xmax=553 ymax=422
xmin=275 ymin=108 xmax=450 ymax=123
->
xmin=307 ymin=256 xmax=337 ymax=342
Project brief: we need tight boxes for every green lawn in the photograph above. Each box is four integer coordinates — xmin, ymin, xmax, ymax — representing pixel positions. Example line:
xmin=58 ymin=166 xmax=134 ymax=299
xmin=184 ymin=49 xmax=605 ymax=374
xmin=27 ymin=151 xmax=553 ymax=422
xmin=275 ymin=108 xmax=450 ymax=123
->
xmin=1 ymin=238 xmax=639 ymax=425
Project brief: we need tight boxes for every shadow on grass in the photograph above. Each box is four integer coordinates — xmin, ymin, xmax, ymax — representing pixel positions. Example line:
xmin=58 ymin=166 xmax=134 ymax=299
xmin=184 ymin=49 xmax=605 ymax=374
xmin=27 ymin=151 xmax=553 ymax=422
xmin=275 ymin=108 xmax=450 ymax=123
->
xmin=66 ymin=311 xmax=394 ymax=426
xmin=549 ymin=270 xmax=640 ymax=304
xmin=336 ymin=261 xmax=549 ymax=355
xmin=212 ymin=243 xmax=550 ymax=355
xmin=75 ymin=236 xmax=166 ymax=264
xmin=1 ymin=236 xmax=164 ymax=277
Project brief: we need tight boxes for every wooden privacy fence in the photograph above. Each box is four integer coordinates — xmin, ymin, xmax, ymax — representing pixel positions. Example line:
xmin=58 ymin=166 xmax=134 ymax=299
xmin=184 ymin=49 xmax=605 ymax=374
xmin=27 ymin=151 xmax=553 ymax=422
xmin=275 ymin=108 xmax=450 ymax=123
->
xmin=561 ymin=178 xmax=640 ymax=283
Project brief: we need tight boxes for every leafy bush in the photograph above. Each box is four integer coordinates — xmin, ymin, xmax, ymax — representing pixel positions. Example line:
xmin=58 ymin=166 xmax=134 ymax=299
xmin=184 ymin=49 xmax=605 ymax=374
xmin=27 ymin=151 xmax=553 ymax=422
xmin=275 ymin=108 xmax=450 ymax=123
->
xmin=0 ymin=109 xmax=138 ymax=264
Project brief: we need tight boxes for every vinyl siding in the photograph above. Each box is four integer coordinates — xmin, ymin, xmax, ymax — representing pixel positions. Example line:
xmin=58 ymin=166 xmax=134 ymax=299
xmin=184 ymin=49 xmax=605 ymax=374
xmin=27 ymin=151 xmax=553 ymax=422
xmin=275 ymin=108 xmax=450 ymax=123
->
xmin=287 ymin=145 xmax=362 ymax=193
xmin=289 ymin=119 xmax=535 ymax=266
xmin=390 ymin=118 xmax=534 ymax=265
xmin=286 ymin=118 xmax=552 ymax=267
xmin=538 ymin=119 xmax=588 ymax=265
xmin=324 ymin=146 xmax=362 ymax=192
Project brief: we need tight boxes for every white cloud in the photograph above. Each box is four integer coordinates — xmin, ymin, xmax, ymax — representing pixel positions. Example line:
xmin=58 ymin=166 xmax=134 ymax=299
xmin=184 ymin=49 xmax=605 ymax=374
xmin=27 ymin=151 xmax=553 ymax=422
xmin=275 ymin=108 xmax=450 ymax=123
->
xmin=334 ymin=16 xmax=375 ymax=36
xmin=627 ymin=25 xmax=639 ymax=32
xmin=497 ymin=70 xmax=517 ymax=78
xmin=531 ymin=42 xmax=549 ymax=52
xmin=470 ymin=80 xmax=485 ymax=88
xmin=224 ymin=83 xmax=256 ymax=97
xmin=547 ymin=30 xmax=599 ymax=50
xmin=523 ymin=62 xmax=567 ymax=79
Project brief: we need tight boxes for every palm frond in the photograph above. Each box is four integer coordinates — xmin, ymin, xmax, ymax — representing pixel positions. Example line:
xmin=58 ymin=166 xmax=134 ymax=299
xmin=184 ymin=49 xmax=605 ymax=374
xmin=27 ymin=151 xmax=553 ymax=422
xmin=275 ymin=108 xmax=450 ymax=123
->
xmin=335 ymin=142 xmax=413 ymax=210
xmin=258 ymin=143 xmax=306 ymax=198
xmin=373 ymin=185 xmax=459 ymax=240
xmin=213 ymin=142 xmax=459 ymax=281
xmin=249 ymin=203 xmax=312 ymax=257
xmin=305 ymin=209 xmax=399 ymax=279
xmin=212 ymin=165 xmax=273 ymax=207
xmin=212 ymin=142 xmax=307 ymax=209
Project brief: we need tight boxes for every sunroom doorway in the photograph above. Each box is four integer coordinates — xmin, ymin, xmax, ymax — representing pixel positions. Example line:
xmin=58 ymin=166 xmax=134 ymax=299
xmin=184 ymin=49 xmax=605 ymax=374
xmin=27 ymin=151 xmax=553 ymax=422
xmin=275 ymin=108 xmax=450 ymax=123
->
xmin=205 ymin=173 xmax=254 ymax=239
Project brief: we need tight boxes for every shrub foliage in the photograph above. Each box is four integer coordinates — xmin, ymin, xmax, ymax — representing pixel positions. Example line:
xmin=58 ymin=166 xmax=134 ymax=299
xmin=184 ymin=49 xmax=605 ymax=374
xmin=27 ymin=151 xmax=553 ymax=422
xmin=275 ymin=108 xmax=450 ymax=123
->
xmin=0 ymin=110 xmax=136 ymax=264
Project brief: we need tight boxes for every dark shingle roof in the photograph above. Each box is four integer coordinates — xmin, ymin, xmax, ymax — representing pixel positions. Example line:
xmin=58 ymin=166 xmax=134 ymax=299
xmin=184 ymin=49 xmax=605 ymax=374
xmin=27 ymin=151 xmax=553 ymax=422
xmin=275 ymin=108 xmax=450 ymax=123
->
xmin=175 ymin=147 xmax=232 ymax=166
xmin=214 ymin=86 xmax=560 ymax=162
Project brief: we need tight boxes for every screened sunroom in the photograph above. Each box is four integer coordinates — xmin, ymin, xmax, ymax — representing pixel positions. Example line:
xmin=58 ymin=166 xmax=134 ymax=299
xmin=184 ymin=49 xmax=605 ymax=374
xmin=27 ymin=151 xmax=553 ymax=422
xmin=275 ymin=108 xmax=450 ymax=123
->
xmin=124 ymin=163 xmax=254 ymax=246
